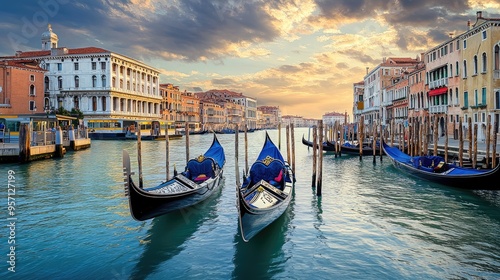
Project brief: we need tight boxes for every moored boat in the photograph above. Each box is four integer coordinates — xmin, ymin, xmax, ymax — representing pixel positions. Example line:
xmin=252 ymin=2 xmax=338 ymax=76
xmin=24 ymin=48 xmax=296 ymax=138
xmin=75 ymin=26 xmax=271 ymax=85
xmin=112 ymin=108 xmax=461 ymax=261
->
xmin=236 ymin=132 xmax=295 ymax=242
xmin=122 ymin=134 xmax=226 ymax=221
xmin=301 ymin=135 xmax=335 ymax=151
xmin=382 ymin=140 xmax=500 ymax=189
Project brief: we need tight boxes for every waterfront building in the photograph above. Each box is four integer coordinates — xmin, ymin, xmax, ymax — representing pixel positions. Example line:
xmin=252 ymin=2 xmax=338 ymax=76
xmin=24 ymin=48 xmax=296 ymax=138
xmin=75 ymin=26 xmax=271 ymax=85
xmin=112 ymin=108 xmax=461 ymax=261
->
xmin=384 ymin=72 xmax=410 ymax=131
xmin=159 ymin=83 xmax=182 ymax=125
xmin=2 ymin=24 xmax=162 ymax=138
xmin=362 ymin=57 xmax=420 ymax=128
xmin=257 ymin=105 xmax=281 ymax=129
xmin=322 ymin=112 xmax=347 ymax=126
xmin=407 ymin=57 xmax=428 ymax=121
xmin=459 ymin=11 xmax=500 ymax=140
xmin=195 ymin=89 xmax=252 ymax=129
xmin=352 ymin=81 xmax=364 ymax=124
xmin=200 ymin=101 xmax=225 ymax=131
xmin=425 ymin=32 xmax=462 ymax=138
xmin=180 ymin=92 xmax=201 ymax=132
xmin=0 ymin=60 xmax=46 ymax=115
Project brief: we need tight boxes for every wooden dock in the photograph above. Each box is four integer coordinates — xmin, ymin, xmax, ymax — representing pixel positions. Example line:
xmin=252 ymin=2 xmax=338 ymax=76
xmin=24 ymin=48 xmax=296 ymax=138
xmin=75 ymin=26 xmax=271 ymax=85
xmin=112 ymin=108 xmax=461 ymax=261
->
xmin=0 ymin=124 xmax=91 ymax=163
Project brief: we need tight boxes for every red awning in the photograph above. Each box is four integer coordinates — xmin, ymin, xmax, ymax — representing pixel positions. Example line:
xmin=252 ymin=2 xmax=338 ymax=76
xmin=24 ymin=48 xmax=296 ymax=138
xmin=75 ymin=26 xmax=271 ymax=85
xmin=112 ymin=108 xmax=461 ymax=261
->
xmin=429 ymin=87 xmax=448 ymax=96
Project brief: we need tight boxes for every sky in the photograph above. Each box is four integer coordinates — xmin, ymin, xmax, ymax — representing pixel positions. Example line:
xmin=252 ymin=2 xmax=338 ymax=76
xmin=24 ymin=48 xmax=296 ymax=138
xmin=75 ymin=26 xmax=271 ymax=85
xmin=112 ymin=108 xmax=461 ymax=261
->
xmin=1 ymin=0 xmax=499 ymax=119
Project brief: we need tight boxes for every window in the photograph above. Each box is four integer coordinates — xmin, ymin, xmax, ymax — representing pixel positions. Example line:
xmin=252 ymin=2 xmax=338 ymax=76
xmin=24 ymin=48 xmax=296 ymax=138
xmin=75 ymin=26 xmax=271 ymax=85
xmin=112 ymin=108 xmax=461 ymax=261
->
xmin=101 ymin=75 xmax=106 ymax=87
xmin=44 ymin=77 xmax=49 ymax=92
xmin=45 ymin=63 xmax=50 ymax=71
xmin=74 ymin=76 xmax=79 ymax=88
xmin=29 ymin=85 xmax=35 ymax=96
xmin=92 ymin=75 xmax=97 ymax=87
xmin=474 ymin=89 xmax=478 ymax=106
xmin=463 ymin=39 xmax=467 ymax=49
xmin=101 ymin=62 xmax=106 ymax=70
xmin=58 ymin=76 xmax=63 ymax=89
xmin=473 ymin=55 xmax=478 ymax=75
xmin=495 ymin=45 xmax=500 ymax=70
xmin=464 ymin=91 xmax=469 ymax=108
xmin=482 ymin=52 xmax=487 ymax=73
xmin=482 ymin=112 xmax=485 ymax=122
xmin=102 ymin=96 xmax=106 ymax=111
xmin=29 ymin=100 xmax=36 ymax=111
xmin=57 ymin=63 xmax=62 ymax=71
xmin=474 ymin=113 xmax=478 ymax=122
xmin=482 ymin=87 xmax=487 ymax=105
xmin=92 ymin=62 xmax=97 ymax=70
xmin=30 ymin=75 xmax=35 ymax=82
xmin=482 ymin=30 xmax=487 ymax=40
xmin=74 ymin=96 xmax=79 ymax=110
xmin=456 ymin=61 xmax=459 ymax=76
xmin=496 ymin=91 xmax=500 ymax=109
xmin=92 ymin=96 xmax=97 ymax=111
xmin=463 ymin=60 xmax=467 ymax=78
xmin=74 ymin=62 xmax=79 ymax=71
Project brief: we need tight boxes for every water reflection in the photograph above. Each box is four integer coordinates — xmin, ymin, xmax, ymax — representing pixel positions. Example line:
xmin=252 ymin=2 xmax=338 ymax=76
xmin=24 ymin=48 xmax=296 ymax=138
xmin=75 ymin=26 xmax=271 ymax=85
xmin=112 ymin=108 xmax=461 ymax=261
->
xmin=232 ymin=195 xmax=295 ymax=279
xmin=130 ymin=182 xmax=223 ymax=279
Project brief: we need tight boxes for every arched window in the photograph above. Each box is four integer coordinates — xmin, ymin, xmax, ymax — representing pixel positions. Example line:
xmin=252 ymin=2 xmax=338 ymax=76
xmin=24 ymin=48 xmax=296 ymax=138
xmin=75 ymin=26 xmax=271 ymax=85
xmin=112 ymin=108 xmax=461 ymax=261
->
xmin=482 ymin=52 xmax=487 ymax=73
xmin=473 ymin=55 xmax=478 ymax=75
xmin=74 ymin=76 xmax=79 ymax=88
xmin=74 ymin=96 xmax=79 ymax=109
xmin=112 ymin=77 xmax=116 ymax=87
xmin=44 ymin=76 xmax=49 ymax=92
xmin=92 ymin=75 xmax=97 ymax=87
xmin=92 ymin=96 xmax=97 ymax=111
xmin=101 ymin=96 xmax=106 ymax=111
xmin=101 ymin=75 xmax=106 ymax=87
xmin=29 ymin=84 xmax=35 ymax=96
xmin=58 ymin=76 xmax=63 ymax=89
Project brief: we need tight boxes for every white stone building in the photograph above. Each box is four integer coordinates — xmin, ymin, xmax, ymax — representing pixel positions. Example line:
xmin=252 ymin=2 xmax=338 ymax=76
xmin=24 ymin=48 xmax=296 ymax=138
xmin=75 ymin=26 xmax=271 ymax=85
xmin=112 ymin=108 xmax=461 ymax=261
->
xmin=5 ymin=25 xmax=162 ymax=134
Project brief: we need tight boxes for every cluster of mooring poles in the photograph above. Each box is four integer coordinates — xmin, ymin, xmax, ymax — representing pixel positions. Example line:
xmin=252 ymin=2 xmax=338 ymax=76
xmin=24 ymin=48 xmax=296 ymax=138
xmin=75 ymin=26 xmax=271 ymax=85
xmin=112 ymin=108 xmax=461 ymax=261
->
xmin=135 ymin=122 xmax=192 ymax=188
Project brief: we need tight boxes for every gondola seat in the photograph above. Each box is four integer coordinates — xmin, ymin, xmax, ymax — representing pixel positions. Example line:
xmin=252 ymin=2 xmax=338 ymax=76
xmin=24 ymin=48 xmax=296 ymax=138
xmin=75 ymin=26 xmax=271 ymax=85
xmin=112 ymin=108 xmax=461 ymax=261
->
xmin=185 ymin=158 xmax=216 ymax=181
xmin=411 ymin=155 xmax=445 ymax=172
xmin=248 ymin=159 xmax=286 ymax=189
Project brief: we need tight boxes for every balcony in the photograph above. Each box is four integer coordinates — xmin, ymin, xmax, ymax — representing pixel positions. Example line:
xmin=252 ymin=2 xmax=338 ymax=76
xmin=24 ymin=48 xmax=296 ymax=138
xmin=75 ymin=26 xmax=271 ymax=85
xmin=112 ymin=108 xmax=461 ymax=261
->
xmin=429 ymin=78 xmax=448 ymax=89
xmin=429 ymin=104 xmax=448 ymax=114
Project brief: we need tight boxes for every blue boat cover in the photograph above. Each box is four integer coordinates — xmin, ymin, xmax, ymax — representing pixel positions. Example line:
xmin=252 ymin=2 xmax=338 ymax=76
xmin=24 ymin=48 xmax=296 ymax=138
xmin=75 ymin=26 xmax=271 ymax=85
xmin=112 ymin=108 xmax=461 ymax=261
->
xmin=204 ymin=135 xmax=226 ymax=169
xmin=383 ymin=142 xmax=491 ymax=175
xmin=255 ymin=133 xmax=284 ymax=162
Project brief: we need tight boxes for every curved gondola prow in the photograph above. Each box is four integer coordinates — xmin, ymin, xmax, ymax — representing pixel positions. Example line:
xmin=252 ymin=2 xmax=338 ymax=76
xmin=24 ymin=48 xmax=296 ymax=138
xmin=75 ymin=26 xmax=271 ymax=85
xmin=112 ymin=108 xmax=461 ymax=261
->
xmin=122 ymin=149 xmax=135 ymax=197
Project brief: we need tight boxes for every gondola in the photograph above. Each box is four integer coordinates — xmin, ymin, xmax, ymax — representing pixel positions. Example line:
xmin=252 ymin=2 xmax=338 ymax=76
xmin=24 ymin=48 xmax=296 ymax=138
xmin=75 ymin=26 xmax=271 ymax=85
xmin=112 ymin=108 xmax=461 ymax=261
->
xmin=122 ymin=134 xmax=225 ymax=221
xmin=236 ymin=132 xmax=295 ymax=242
xmin=301 ymin=135 xmax=335 ymax=151
xmin=382 ymin=140 xmax=500 ymax=189
xmin=326 ymin=140 xmax=374 ymax=155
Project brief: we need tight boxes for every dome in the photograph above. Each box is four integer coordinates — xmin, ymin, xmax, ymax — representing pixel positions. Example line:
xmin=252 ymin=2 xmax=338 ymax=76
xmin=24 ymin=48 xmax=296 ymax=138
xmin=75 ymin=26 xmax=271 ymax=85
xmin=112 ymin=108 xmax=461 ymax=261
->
xmin=41 ymin=24 xmax=58 ymax=40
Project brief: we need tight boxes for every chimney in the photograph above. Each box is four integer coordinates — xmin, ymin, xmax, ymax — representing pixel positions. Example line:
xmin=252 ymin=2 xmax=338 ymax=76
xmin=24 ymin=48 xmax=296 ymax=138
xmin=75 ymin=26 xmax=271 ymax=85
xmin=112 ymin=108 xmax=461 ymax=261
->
xmin=420 ymin=52 xmax=425 ymax=61
xmin=366 ymin=67 xmax=369 ymax=75
xmin=477 ymin=11 xmax=483 ymax=19
xmin=467 ymin=20 xmax=471 ymax=30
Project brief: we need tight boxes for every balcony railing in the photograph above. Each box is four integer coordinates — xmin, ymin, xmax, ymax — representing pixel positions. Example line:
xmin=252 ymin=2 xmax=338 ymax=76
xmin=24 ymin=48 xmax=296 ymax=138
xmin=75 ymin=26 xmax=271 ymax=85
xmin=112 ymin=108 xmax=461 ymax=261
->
xmin=429 ymin=104 xmax=448 ymax=114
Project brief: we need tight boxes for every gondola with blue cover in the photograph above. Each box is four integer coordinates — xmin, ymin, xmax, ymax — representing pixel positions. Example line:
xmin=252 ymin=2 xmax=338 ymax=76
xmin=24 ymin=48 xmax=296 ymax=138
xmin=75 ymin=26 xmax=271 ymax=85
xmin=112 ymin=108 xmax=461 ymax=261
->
xmin=122 ymin=134 xmax=225 ymax=221
xmin=236 ymin=132 xmax=295 ymax=242
xmin=382 ymin=140 xmax=500 ymax=189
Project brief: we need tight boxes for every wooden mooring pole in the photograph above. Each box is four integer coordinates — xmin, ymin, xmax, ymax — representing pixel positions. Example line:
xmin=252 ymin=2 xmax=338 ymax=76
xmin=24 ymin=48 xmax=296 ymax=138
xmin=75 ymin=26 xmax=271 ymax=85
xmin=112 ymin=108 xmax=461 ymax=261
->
xmin=286 ymin=124 xmax=291 ymax=164
xmin=19 ymin=123 xmax=30 ymax=163
xmin=165 ymin=127 xmax=170 ymax=180
xmin=235 ymin=125 xmax=241 ymax=187
xmin=473 ymin=123 xmax=478 ymax=169
xmin=492 ymin=120 xmax=498 ymax=168
xmin=486 ymin=115 xmax=491 ymax=168
xmin=312 ymin=125 xmax=318 ymax=189
xmin=291 ymin=123 xmax=296 ymax=174
xmin=137 ymin=129 xmax=143 ymax=188
xmin=468 ymin=117 xmax=473 ymax=162
xmin=459 ymin=118 xmax=464 ymax=167
xmin=244 ymin=124 xmax=248 ymax=174
xmin=317 ymin=120 xmax=323 ymax=196
xmin=444 ymin=115 xmax=448 ymax=162
xmin=185 ymin=122 xmax=190 ymax=165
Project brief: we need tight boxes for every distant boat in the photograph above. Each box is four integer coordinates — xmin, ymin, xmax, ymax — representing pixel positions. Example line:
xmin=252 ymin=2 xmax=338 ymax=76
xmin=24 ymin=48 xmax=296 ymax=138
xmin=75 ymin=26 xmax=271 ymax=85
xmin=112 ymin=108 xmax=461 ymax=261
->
xmin=301 ymin=135 xmax=335 ymax=151
xmin=122 ymin=134 xmax=226 ymax=221
xmin=382 ymin=140 xmax=500 ymax=189
xmin=236 ymin=132 xmax=295 ymax=242
xmin=326 ymin=140 xmax=375 ymax=155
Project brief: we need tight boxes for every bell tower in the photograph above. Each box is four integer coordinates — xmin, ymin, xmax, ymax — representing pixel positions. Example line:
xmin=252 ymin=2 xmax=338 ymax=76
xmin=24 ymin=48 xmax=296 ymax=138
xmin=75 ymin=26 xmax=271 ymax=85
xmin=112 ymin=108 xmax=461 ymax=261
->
xmin=41 ymin=24 xmax=58 ymax=50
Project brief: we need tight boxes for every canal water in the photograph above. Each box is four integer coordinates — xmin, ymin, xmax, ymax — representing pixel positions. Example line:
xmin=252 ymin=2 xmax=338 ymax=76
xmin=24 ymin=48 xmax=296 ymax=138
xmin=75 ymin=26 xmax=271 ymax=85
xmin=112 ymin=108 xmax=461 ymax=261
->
xmin=1 ymin=128 xmax=499 ymax=279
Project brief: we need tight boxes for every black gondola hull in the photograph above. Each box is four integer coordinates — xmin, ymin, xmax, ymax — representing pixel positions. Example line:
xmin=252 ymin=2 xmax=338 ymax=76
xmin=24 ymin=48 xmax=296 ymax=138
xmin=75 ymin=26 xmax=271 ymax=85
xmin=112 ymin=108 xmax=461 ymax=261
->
xmin=383 ymin=141 xmax=500 ymax=190
xmin=126 ymin=174 xmax=223 ymax=221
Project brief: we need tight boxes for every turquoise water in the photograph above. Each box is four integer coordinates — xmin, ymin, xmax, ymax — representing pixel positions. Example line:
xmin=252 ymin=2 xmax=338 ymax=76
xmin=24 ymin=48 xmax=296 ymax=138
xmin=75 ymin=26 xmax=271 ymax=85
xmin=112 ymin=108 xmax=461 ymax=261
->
xmin=1 ymin=128 xmax=499 ymax=279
